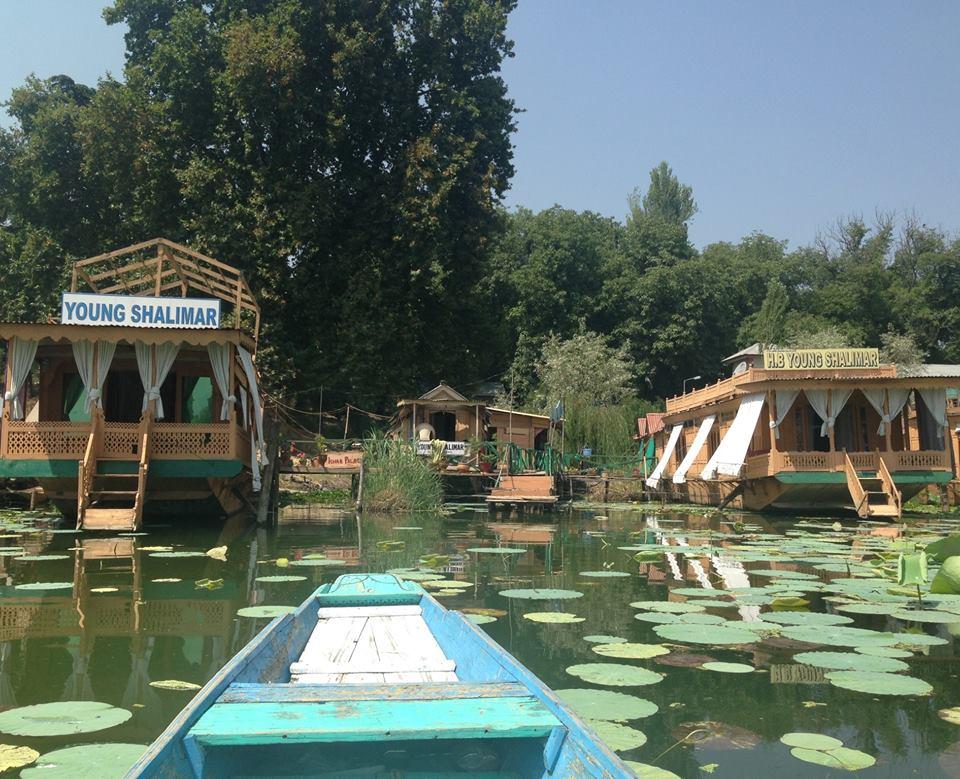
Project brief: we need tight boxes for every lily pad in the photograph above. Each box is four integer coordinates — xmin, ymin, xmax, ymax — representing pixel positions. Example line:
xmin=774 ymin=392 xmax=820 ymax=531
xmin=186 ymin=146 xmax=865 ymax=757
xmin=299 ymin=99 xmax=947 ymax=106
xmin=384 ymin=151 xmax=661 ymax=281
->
xmin=825 ymin=670 xmax=933 ymax=696
xmin=653 ymin=623 xmax=757 ymax=646
xmin=466 ymin=547 xmax=525 ymax=554
xmin=236 ymin=605 xmax=297 ymax=619
xmin=149 ymin=551 xmax=205 ymax=558
xmin=779 ymin=625 xmax=899 ymax=648
xmin=891 ymin=608 xmax=960 ymax=624
xmin=827 ymin=747 xmax=876 ymax=771
xmin=0 ymin=744 xmax=39 ymax=772
xmin=584 ymin=635 xmax=627 ymax=644
xmin=0 ymin=701 xmax=131 ymax=736
xmin=14 ymin=581 xmax=73 ymax=591
xmin=623 ymin=762 xmax=680 ymax=779
xmin=793 ymin=651 xmax=909 ymax=673
xmin=149 ymin=679 xmax=202 ymax=691
xmin=835 ymin=602 xmax=902 ymax=616
xmin=855 ymin=645 xmax=912 ymax=658
xmin=255 ymin=575 xmax=308 ymax=583
xmin=498 ymin=588 xmax=584 ymax=600
xmin=461 ymin=607 xmax=507 ymax=617
xmin=523 ymin=612 xmax=585 ymax=623
xmin=151 ymin=578 xmax=181 ymax=583
xmin=761 ymin=611 xmax=853 ymax=626
xmin=566 ymin=663 xmax=663 ymax=687
xmin=592 ymin=643 xmax=670 ymax=660
xmin=701 ymin=662 xmax=754 ymax=674
xmin=555 ymin=689 xmax=658 ymax=720
xmin=15 ymin=554 xmax=69 ymax=561
xmin=289 ymin=558 xmax=344 ymax=567
xmin=466 ymin=614 xmax=497 ymax=625
xmin=780 ymin=732 xmax=844 ymax=750
xmin=631 ymin=600 xmax=705 ymax=614
xmin=21 ymin=743 xmax=146 ymax=778
xmin=587 ymin=720 xmax=647 ymax=751
xmin=580 ymin=570 xmax=630 ymax=578
xmin=939 ymin=707 xmax=960 ymax=725
xmin=789 ymin=747 xmax=844 ymax=769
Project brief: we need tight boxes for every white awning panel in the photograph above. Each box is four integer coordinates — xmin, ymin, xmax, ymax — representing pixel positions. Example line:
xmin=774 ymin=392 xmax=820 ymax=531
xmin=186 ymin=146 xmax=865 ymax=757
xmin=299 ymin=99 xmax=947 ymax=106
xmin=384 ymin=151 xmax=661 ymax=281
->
xmin=672 ymin=414 xmax=716 ymax=484
xmin=645 ymin=424 xmax=683 ymax=488
xmin=700 ymin=393 xmax=765 ymax=479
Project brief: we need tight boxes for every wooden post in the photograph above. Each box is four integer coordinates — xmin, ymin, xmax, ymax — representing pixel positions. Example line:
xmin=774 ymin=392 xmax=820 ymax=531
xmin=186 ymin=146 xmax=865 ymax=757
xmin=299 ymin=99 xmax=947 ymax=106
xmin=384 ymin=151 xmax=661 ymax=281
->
xmin=154 ymin=245 xmax=164 ymax=296
xmin=827 ymin=390 xmax=836 ymax=453
xmin=411 ymin=403 xmax=417 ymax=440
xmin=343 ymin=405 xmax=351 ymax=441
xmin=355 ymin=456 xmax=365 ymax=511
xmin=884 ymin=389 xmax=893 ymax=452
xmin=768 ymin=391 xmax=779 ymax=453
xmin=1 ymin=338 xmax=11 ymax=457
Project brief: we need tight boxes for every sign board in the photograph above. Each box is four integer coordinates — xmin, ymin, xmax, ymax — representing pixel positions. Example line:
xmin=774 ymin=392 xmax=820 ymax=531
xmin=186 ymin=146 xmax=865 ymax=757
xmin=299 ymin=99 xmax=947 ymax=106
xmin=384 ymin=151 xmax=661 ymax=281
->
xmin=762 ymin=348 xmax=880 ymax=371
xmin=61 ymin=292 xmax=221 ymax=329
xmin=416 ymin=441 xmax=470 ymax=457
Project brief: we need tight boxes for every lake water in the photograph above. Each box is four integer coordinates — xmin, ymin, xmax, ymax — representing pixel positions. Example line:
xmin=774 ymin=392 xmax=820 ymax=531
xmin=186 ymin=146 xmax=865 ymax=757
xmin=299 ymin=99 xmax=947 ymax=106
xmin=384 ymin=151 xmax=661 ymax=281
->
xmin=2 ymin=504 xmax=960 ymax=777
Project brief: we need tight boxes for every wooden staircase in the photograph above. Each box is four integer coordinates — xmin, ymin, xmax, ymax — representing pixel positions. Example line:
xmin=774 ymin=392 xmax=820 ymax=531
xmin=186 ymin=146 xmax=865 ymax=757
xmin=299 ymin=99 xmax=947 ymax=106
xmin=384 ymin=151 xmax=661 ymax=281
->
xmin=843 ymin=451 xmax=901 ymax=520
xmin=77 ymin=411 xmax=152 ymax=531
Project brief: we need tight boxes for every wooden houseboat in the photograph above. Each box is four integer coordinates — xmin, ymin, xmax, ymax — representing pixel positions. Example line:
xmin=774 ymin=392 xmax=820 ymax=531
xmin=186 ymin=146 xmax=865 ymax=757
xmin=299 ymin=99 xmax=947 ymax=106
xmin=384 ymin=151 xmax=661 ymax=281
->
xmin=0 ymin=239 xmax=266 ymax=530
xmin=645 ymin=346 xmax=959 ymax=518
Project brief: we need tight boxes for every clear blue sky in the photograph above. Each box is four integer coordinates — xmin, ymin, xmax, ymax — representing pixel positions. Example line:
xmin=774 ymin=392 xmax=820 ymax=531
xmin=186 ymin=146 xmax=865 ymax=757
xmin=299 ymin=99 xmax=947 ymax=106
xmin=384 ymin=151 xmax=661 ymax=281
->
xmin=3 ymin=1 xmax=959 ymax=249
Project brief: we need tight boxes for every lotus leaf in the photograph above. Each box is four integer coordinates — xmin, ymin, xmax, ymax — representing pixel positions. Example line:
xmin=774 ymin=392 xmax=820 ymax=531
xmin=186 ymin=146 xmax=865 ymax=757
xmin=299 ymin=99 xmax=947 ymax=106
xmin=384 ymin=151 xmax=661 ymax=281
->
xmin=466 ymin=547 xmax=525 ymax=554
xmin=771 ymin=597 xmax=810 ymax=609
xmin=692 ymin=599 xmax=738 ymax=609
xmin=255 ymin=575 xmax=308 ymax=583
xmin=779 ymin=625 xmax=899 ymax=647
xmin=826 ymin=747 xmax=876 ymax=771
xmin=623 ymin=762 xmax=680 ymax=779
xmin=289 ymin=558 xmax=344 ymax=567
xmin=592 ymin=643 xmax=670 ymax=660
xmin=150 ymin=551 xmax=205 ymax=558
xmin=701 ymin=662 xmax=754 ymax=673
xmin=676 ymin=613 xmax=727 ymax=625
xmin=789 ymin=747 xmax=844 ymax=769
xmin=466 ymin=614 xmax=497 ymax=625
xmin=462 ymin=607 xmax=507 ymax=617
xmin=891 ymin=608 xmax=960 ymax=624
xmin=761 ymin=611 xmax=853 ymax=626
xmin=891 ymin=631 xmax=948 ymax=647
xmin=376 ymin=541 xmax=406 ymax=551
xmin=749 ymin=569 xmax=819 ymax=580
xmin=939 ymin=707 xmax=960 ymax=725
xmin=14 ymin=582 xmax=73 ymax=591
xmin=236 ymin=605 xmax=296 ymax=618
xmin=580 ymin=570 xmax=630 ymax=578
xmin=930 ymin=556 xmax=960 ymax=594
xmin=555 ymin=689 xmax=658 ymax=720
xmin=523 ymin=612 xmax=585 ymax=623
xmin=587 ymin=720 xmax=647 ymax=751
xmin=21 ymin=743 xmax=146 ymax=778
xmin=566 ymin=663 xmax=663 ymax=687
xmin=15 ymin=554 xmax=69 ymax=561
xmin=670 ymin=587 xmax=722 ymax=597
xmin=780 ymin=733 xmax=844 ymax=750
xmin=793 ymin=651 xmax=909 ymax=673
xmin=835 ymin=602 xmax=902 ymax=615
xmin=0 ymin=701 xmax=131 ymax=736
xmin=498 ymin=588 xmax=584 ymax=600
xmin=149 ymin=680 xmax=202 ymax=691
xmin=634 ymin=612 xmax=681 ymax=624
xmin=855 ymin=645 xmax=912 ymax=658
xmin=584 ymin=635 xmax=627 ymax=644
xmin=0 ymin=548 xmax=25 ymax=556
xmin=206 ymin=545 xmax=228 ymax=561
xmin=151 ymin=578 xmax=181 ymax=583
xmin=0 ymin=744 xmax=39 ymax=772
xmin=653 ymin=623 xmax=758 ymax=645
xmin=631 ymin=600 xmax=705 ymax=614
xmin=825 ymin=670 xmax=933 ymax=696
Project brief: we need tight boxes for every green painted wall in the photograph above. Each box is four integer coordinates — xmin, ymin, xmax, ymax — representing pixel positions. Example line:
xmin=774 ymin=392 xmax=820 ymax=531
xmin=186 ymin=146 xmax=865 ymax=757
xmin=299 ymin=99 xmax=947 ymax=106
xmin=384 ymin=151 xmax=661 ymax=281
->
xmin=0 ymin=459 xmax=243 ymax=478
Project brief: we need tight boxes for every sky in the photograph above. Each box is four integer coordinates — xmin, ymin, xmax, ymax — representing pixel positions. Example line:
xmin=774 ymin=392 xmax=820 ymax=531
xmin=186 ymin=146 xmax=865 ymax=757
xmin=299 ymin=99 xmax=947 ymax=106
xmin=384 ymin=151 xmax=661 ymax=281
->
xmin=2 ymin=1 xmax=959 ymax=249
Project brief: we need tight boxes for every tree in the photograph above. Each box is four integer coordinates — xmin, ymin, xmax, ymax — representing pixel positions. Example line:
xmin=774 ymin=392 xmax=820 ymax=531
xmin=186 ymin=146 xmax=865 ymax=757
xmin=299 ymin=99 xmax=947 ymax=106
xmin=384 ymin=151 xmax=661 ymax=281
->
xmin=534 ymin=331 xmax=635 ymax=409
xmin=628 ymin=161 xmax=697 ymax=225
xmin=879 ymin=329 xmax=927 ymax=368
xmin=739 ymin=279 xmax=790 ymax=347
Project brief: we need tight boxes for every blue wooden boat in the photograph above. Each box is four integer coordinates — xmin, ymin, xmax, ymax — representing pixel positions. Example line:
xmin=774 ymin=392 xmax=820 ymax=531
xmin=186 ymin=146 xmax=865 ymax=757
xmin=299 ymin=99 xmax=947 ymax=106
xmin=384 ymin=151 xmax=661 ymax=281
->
xmin=129 ymin=573 xmax=633 ymax=778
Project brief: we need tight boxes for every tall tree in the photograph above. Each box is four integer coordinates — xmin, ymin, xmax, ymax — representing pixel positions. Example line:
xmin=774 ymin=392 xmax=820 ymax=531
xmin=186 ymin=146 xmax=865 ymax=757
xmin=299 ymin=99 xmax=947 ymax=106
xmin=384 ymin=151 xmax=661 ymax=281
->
xmin=628 ymin=161 xmax=698 ymax=225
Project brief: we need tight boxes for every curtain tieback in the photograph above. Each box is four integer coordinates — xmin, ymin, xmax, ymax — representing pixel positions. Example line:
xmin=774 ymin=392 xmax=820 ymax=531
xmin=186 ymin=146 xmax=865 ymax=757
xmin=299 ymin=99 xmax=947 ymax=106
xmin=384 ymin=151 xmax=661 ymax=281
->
xmin=88 ymin=389 xmax=101 ymax=401
xmin=226 ymin=395 xmax=236 ymax=404
xmin=147 ymin=388 xmax=161 ymax=400
xmin=3 ymin=391 xmax=14 ymax=402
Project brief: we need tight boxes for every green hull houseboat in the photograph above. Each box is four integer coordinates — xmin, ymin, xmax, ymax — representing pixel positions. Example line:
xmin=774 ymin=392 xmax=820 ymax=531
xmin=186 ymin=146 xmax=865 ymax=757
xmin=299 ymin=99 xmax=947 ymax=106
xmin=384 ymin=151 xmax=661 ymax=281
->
xmin=0 ymin=239 xmax=266 ymax=530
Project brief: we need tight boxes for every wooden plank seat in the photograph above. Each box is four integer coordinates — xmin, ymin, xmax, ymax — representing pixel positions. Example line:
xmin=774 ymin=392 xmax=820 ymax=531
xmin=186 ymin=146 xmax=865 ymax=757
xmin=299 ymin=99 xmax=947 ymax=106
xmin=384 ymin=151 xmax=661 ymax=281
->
xmin=221 ymin=681 xmax=529 ymax=704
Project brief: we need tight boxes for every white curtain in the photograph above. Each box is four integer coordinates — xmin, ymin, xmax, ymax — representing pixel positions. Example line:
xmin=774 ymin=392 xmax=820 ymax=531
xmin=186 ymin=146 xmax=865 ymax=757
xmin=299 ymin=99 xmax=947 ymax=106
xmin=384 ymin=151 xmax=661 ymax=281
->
xmin=238 ymin=347 xmax=264 ymax=491
xmin=240 ymin=389 xmax=249 ymax=430
xmin=769 ymin=389 xmax=800 ymax=439
xmin=805 ymin=389 xmax=852 ymax=438
xmin=702 ymin=393 xmax=766 ymax=478
xmin=3 ymin=337 xmax=38 ymax=420
xmin=861 ymin=388 xmax=911 ymax=436
xmin=72 ymin=340 xmax=117 ymax=413
xmin=646 ymin=424 xmax=683 ymax=488
xmin=673 ymin=415 xmax=715 ymax=484
xmin=207 ymin=343 xmax=235 ymax=421
xmin=919 ymin=388 xmax=948 ymax=434
xmin=134 ymin=341 xmax=180 ymax=420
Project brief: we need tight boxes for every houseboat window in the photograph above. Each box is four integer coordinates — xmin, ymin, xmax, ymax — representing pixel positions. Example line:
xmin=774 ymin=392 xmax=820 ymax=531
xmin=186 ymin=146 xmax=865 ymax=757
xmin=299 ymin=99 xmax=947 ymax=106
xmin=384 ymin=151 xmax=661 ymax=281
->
xmin=793 ymin=407 xmax=806 ymax=450
xmin=834 ymin=406 xmax=854 ymax=452
xmin=429 ymin=411 xmax=456 ymax=441
xmin=105 ymin=371 xmax=177 ymax=423
xmin=62 ymin=373 xmax=90 ymax=423
xmin=534 ymin=428 xmax=549 ymax=451
xmin=917 ymin=392 xmax=945 ymax=450
xmin=182 ymin=376 xmax=214 ymax=423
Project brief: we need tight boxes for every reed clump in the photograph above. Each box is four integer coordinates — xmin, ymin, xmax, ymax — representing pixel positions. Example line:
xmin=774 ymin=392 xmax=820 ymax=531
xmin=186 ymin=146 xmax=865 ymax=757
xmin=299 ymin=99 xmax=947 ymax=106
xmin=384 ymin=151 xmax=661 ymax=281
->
xmin=362 ymin=435 xmax=443 ymax=512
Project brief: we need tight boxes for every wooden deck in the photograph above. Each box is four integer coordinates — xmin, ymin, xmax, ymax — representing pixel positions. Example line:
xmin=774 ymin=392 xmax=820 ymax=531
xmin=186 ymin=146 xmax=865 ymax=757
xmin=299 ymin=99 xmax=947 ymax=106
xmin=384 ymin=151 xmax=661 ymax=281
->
xmin=486 ymin=474 xmax=558 ymax=508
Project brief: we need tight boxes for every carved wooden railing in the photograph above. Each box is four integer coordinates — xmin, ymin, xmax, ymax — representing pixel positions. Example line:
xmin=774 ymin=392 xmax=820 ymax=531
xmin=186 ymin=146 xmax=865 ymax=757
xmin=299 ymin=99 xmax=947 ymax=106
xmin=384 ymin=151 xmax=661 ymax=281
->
xmin=133 ymin=412 xmax=153 ymax=531
xmin=4 ymin=421 xmax=90 ymax=459
xmin=76 ymin=411 xmax=102 ymax=528
xmin=843 ymin=451 xmax=868 ymax=518
xmin=877 ymin=453 xmax=903 ymax=518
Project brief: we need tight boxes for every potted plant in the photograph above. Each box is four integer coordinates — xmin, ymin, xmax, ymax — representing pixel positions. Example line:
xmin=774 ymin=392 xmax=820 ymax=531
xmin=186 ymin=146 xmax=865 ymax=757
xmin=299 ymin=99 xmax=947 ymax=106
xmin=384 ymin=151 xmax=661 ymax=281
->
xmin=315 ymin=435 xmax=329 ymax=467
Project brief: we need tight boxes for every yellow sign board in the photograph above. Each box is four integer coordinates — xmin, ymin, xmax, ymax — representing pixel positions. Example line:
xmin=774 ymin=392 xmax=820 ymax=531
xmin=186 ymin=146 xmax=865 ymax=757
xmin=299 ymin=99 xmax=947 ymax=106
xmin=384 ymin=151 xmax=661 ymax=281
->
xmin=762 ymin=348 xmax=880 ymax=371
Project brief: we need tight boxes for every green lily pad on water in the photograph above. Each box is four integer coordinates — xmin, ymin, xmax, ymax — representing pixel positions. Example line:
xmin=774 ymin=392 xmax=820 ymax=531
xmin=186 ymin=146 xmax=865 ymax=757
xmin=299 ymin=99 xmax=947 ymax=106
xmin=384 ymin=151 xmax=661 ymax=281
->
xmin=555 ymin=689 xmax=658 ymax=720
xmin=653 ymin=623 xmax=758 ymax=646
xmin=587 ymin=720 xmax=647 ymax=751
xmin=825 ymin=670 xmax=933 ymax=696
xmin=855 ymin=645 xmax=913 ymax=658
xmin=938 ymin=707 xmax=960 ymax=725
xmin=789 ymin=746 xmax=875 ymax=771
xmin=701 ymin=662 xmax=754 ymax=673
xmin=780 ymin=732 xmax=844 ymax=750
xmin=289 ymin=558 xmax=344 ymax=567
xmin=670 ymin=587 xmax=723 ymax=597
xmin=761 ymin=611 xmax=853 ymax=626
xmin=584 ymin=635 xmax=627 ymax=644
xmin=623 ymin=762 xmax=680 ymax=779
xmin=891 ymin=608 xmax=960 ymax=624
xmin=592 ymin=643 xmax=670 ymax=660
xmin=634 ymin=612 xmax=681 ymax=624
xmin=466 ymin=614 xmax=497 ymax=625
xmin=523 ymin=612 xmax=585 ymax=623
xmin=392 ymin=526 xmax=422 ymax=531
xmin=149 ymin=551 xmax=205 ymax=558
xmin=0 ymin=744 xmax=39 ymax=772
xmin=676 ymin=613 xmax=727 ymax=625
xmin=631 ymin=601 xmax=705 ymax=614
xmin=236 ymin=605 xmax=296 ymax=619
xmin=0 ymin=701 xmax=131 ymax=736
xmin=835 ymin=602 xmax=902 ymax=616
xmin=566 ymin=663 xmax=663 ymax=687
xmin=14 ymin=581 xmax=73 ymax=591
xmin=498 ymin=588 xmax=584 ymax=600
xmin=891 ymin=631 xmax=948 ymax=648
xmin=21 ymin=743 xmax=146 ymax=779
xmin=149 ymin=679 xmax=202 ymax=691
xmin=749 ymin=569 xmax=820 ymax=580
xmin=255 ymin=575 xmax=308 ymax=583
xmin=15 ymin=554 xmax=69 ymax=561
xmin=793 ymin=651 xmax=909 ymax=673
xmin=779 ymin=625 xmax=899 ymax=648
xmin=581 ymin=570 xmax=630 ymax=578
xmin=466 ymin=547 xmax=525 ymax=554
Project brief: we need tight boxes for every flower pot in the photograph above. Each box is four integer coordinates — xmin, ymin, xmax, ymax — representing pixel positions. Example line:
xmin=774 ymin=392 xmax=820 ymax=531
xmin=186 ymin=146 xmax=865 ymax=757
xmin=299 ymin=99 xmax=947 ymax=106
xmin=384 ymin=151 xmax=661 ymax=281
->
xmin=479 ymin=461 xmax=494 ymax=474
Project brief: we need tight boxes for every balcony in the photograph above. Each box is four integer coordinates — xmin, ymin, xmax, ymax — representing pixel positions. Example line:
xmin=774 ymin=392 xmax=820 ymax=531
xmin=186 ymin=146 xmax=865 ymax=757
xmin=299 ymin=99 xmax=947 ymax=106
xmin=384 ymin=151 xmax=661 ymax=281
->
xmin=744 ymin=449 xmax=951 ymax=480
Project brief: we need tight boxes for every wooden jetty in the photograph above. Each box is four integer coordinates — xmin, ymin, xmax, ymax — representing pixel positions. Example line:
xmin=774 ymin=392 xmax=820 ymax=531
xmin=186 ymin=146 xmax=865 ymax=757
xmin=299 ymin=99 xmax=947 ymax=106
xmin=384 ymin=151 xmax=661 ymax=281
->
xmin=130 ymin=573 xmax=631 ymax=778
xmin=486 ymin=474 xmax=559 ymax=512
xmin=0 ymin=239 xmax=267 ymax=528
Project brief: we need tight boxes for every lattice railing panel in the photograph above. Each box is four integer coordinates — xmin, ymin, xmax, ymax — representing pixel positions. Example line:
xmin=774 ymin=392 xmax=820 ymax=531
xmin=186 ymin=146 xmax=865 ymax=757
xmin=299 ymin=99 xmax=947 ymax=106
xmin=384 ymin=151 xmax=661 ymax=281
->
xmin=4 ymin=422 xmax=89 ymax=458
xmin=891 ymin=450 xmax=950 ymax=470
xmin=152 ymin=424 xmax=232 ymax=458
xmin=142 ymin=599 xmax=232 ymax=635
xmin=0 ymin=601 xmax=79 ymax=641
xmin=101 ymin=424 xmax=140 ymax=459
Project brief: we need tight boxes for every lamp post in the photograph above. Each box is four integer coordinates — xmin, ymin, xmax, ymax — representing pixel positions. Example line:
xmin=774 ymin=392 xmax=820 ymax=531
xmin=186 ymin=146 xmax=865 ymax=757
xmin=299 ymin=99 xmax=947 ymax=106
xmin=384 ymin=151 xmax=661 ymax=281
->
xmin=683 ymin=375 xmax=702 ymax=394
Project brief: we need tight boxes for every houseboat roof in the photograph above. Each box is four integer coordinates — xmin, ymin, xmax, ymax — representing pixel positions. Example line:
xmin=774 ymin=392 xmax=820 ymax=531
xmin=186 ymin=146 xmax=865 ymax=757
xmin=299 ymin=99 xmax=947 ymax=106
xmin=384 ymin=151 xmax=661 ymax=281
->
xmin=487 ymin=407 xmax=556 ymax=422
xmin=0 ymin=322 xmax=256 ymax=350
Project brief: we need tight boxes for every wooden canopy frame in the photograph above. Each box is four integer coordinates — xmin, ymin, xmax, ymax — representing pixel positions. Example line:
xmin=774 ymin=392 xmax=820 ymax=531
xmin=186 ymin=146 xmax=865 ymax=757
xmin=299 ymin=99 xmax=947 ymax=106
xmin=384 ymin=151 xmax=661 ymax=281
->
xmin=70 ymin=238 xmax=260 ymax=343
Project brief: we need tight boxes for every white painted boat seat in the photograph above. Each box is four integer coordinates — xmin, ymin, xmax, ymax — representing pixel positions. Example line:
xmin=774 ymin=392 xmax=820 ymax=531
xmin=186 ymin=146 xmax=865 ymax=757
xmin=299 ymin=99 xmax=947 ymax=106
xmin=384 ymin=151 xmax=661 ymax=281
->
xmin=290 ymin=604 xmax=458 ymax=684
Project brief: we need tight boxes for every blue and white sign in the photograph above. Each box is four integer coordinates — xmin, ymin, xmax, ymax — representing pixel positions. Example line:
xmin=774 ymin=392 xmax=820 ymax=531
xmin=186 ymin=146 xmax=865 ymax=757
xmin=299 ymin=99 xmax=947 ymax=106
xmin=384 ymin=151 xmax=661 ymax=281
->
xmin=61 ymin=292 xmax=221 ymax=329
